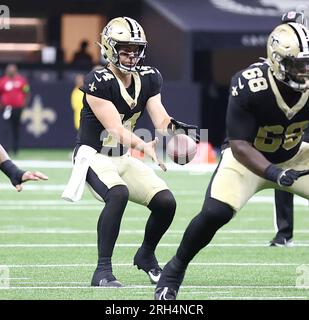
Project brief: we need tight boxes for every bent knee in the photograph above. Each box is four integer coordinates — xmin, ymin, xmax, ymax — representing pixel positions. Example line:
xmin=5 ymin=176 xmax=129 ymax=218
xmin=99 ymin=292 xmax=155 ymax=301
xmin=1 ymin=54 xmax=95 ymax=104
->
xmin=105 ymin=185 xmax=129 ymax=204
xmin=149 ymin=190 xmax=177 ymax=214
xmin=201 ymin=197 xmax=234 ymax=225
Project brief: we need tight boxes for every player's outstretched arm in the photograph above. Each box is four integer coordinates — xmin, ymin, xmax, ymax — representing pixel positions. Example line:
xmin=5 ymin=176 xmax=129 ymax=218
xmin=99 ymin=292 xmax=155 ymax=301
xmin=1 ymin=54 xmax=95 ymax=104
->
xmin=146 ymin=94 xmax=200 ymax=142
xmin=0 ymin=144 xmax=48 ymax=192
xmin=15 ymin=171 xmax=48 ymax=192
xmin=0 ymin=144 xmax=10 ymax=163
xmin=142 ymin=137 xmax=166 ymax=172
xmin=87 ymin=94 xmax=167 ymax=171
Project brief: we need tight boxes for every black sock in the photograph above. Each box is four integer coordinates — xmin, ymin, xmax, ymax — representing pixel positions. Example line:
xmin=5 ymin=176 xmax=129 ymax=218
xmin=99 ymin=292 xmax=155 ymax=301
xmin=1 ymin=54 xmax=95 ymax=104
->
xmin=86 ymin=167 xmax=130 ymax=264
xmin=176 ymin=198 xmax=234 ymax=265
xmin=96 ymin=257 xmax=112 ymax=273
xmin=96 ymin=185 xmax=129 ymax=258
xmin=143 ymin=190 xmax=176 ymax=251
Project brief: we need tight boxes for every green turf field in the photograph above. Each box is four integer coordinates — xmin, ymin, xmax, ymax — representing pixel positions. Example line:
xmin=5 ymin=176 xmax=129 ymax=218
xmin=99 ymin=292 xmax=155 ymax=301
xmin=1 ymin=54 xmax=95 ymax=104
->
xmin=0 ymin=150 xmax=308 ymax=300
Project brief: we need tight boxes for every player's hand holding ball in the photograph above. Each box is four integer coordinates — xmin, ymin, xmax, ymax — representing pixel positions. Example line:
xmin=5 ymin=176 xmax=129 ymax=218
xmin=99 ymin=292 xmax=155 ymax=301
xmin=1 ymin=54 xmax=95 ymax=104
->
xmin=166 ymin=118 xmax=199 ymax=165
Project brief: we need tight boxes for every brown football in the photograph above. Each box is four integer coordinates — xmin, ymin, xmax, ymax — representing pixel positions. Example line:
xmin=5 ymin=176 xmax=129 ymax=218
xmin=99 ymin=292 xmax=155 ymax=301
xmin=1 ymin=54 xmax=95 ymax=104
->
xmin=167 ymin=134 xmax=197 ymax=165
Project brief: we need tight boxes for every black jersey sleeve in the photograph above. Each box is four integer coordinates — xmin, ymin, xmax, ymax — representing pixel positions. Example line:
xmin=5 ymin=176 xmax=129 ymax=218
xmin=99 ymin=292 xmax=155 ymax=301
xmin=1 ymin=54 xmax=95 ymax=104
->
xmin=148 ymin=67 xmax=163 ymax=97
xmin=226 ymin=74 xmax=258 ymax=142
xmin=80 ymin=69 xmax=113 ymax=101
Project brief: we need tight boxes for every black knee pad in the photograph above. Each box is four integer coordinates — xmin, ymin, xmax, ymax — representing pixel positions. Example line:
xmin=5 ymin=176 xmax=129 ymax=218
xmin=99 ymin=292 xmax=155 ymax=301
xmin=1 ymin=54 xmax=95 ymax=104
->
xmin=200 ymin=197 xmax=234 ymax=227
xmin=105 ymin=185 xmax=129 ymax=205
xmin=148 ymin=190 xmax=176 ymax=216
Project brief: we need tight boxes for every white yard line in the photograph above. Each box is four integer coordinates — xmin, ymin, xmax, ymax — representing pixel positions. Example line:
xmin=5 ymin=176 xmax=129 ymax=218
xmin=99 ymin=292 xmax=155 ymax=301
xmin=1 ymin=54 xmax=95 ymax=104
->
xmin=0 ymin=195 xmax=307 ymax=205
xmin=0 ymin=217 xmax=145 ymax=222
xmin=0 ymin=183 xmax=67 ymax=191
xmin=1 ymin=228 xmax=309 ymax=234
xmin=179 ymin=295 xmax=308 ymax=300
xmin=14 ymin=160 xmax=72 ymax=168
xmin=1 ymin=243 xmax=309 ymax=248
xmin=0 ymin=285 xmax=308 ymax=291
xmin=0 ymin=206 xmax=103 ymax=211
xmin=2 ymin=262 xmax=305 ymax=268
xmin=13 ymin=160 xmax=217 ymax=172
xmin=0 ymin=200 xmax=100 ymax=205
xmin=1 ymin=278 xmax=31 ymax=280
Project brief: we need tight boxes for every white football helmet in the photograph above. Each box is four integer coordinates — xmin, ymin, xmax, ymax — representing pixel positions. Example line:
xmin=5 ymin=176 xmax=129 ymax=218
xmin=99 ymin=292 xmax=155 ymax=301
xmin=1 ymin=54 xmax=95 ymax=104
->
xmin=99 ymin=17 xmax=147 ymax=73
xmin=267 ymin=22 xmax=309 ymax=91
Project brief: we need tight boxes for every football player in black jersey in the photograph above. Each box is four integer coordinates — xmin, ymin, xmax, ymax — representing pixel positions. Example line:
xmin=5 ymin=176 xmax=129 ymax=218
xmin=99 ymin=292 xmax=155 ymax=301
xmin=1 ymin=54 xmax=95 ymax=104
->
xmin=271 ymin=189 xmax=294 ymax=247
xmin=0 ymin=144 xmax=48 ymax=191
xmin=271 ymin=127 xmax=309 ymax=247
xmin=69 ymin=17 xmax=198 ymax=287
xmin=155 ymin=19 xmax=309 ymax=299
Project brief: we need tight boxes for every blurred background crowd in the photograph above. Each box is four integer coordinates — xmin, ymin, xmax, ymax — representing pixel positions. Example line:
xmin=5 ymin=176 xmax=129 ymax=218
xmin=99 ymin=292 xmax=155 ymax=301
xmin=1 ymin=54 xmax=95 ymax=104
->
xmin=0 ymin=0 xmax=308 ymax=156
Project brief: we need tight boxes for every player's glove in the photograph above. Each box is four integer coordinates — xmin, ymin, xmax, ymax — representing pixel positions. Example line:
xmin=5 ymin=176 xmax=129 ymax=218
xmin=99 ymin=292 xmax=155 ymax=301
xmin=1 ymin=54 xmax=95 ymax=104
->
xmin=0 ymin=160 xmax=25 ymax=187
xmin=265 ymin=164 xmax=309 ymax=187
xmin=168 ymin=118 xmax=200 ymax=143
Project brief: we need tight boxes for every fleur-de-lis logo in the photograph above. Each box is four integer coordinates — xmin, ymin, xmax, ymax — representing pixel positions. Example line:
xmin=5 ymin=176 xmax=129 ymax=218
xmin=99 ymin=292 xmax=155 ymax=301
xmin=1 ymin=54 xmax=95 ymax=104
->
xmin=21 ymin=95 xmax=57 ymax=137
xmin=270 ymin=35 xmax=279 ymax=49
xmin=89 ymin=82 xmax=97 ymax=92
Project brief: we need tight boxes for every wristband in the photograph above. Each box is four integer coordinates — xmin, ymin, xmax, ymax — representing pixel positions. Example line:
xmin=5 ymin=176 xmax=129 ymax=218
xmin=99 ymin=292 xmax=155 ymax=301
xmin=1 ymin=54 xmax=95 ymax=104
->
xmin=264 ymin=164 xmax=283 ymax=184
xmin=0 ymin=160 xmax=25 ymax=186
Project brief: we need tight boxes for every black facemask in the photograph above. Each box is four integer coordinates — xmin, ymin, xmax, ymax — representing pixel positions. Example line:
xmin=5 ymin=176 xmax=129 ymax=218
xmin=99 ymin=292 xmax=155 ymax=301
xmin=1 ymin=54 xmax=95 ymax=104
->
xmin=283 ymin=57 xmax=309 ymax=83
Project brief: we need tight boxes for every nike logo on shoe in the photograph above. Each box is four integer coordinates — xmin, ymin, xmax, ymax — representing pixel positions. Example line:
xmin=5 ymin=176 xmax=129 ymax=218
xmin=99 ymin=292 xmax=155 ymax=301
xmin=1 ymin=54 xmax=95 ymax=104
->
xmin=148 ymin=269 xmax=161 ymax=284
xmin=154 ymin=287 xmax=177 ymax=300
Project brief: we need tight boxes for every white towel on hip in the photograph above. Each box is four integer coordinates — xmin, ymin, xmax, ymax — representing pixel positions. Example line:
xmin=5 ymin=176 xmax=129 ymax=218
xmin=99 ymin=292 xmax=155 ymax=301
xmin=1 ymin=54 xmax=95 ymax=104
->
xmin=61 ymin=145 xmax=97 ymax=202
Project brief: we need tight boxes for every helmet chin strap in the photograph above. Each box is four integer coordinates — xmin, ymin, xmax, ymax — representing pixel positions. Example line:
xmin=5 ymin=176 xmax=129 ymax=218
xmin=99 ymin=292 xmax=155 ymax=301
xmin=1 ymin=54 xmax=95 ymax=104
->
xmin=287 ymin=78 xmax=309 ymax=92
xmin=117 ymin=62 xmax=139 ymax=74
xmin=97 ymin=39 xmax=146 ymax=75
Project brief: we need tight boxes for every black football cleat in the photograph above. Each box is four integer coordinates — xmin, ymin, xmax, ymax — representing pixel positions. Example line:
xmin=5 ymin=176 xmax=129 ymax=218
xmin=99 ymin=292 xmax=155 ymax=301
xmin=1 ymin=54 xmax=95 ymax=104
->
xmin=133 ymin=247 xmax=162 ymax=284
xmin=147 ymin=267 xmax=163 ymax=284
xmin=91 ymin=271 xmax=122 ymax=287
xmin=154 ymin=256 xmax=186 ymax=300
xmin=269 ymin=237 xmax=294 ymax=247
xmin=155 ymin=287 xmax=177 ymax=300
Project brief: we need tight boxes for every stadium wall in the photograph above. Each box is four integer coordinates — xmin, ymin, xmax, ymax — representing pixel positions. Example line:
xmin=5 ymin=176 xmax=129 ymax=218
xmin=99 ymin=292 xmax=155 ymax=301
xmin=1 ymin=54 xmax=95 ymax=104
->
xmin=0 ymin=81 xmax=200 ymax=149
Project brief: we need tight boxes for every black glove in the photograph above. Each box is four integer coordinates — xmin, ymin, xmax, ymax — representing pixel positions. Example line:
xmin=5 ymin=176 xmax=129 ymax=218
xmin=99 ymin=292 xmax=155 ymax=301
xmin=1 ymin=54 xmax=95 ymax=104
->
xmin=265 ymin=164 xmax=309 ymax=187
xmin=169 ymin=118 xmax=200 ymax=143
